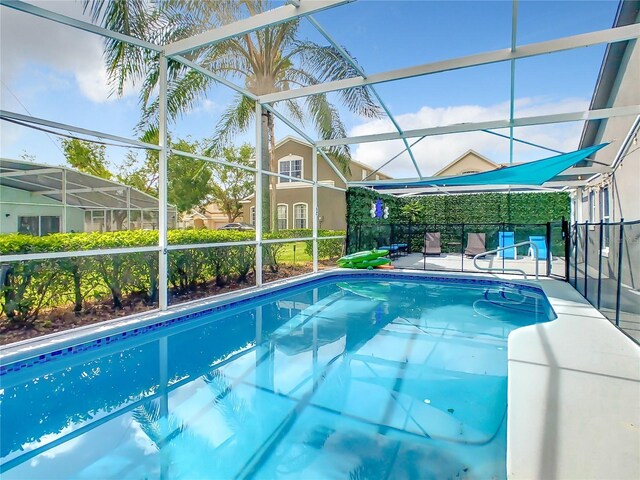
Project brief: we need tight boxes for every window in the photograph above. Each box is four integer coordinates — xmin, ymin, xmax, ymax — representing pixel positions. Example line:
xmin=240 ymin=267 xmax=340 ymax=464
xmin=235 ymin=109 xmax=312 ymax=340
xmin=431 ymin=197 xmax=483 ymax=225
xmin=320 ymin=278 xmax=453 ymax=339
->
xmin=278 ymin=157 xmax=302 ymax=182
xmin=589 ymin=190 xmax=596 ymax=222
xmin=277 ymin=204 xmax=288 ymax=230
xmin=293 ymin=203 xmax=307 ymax=229
xmin=361 ymin=169 xmax=367 ymax=180
xmin=601 ymin=186 xmax=610 ymax=248
xmin=250 ymin=206 xmax=256 ymax=226
xmin=18 ymin=216 xmax=60 ymax=236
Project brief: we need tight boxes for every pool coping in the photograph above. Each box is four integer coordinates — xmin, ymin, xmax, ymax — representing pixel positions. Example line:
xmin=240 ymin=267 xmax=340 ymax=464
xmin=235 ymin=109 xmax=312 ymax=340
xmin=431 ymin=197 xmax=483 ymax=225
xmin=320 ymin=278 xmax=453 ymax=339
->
xmin=1 ymin=269 xmax=637 ymax=479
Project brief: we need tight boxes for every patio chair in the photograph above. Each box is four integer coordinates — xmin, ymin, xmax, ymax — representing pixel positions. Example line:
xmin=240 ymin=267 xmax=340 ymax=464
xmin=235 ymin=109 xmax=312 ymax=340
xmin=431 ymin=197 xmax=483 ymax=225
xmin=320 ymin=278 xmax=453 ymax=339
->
xmin=464 ymin=233 xmax=486 ymax=258
xmin=422 ymin=232 xmax=441 ymax=256
xmin=527 ymin=236 xmax=548 ymax=260
xmin=497 ymin=231 xmax=516 ymax=259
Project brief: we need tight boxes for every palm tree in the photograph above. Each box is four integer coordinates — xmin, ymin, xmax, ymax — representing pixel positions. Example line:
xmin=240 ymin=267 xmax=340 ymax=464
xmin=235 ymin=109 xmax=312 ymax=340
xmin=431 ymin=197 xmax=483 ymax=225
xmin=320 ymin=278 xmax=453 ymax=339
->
xmin=84 ymin=0 xmax=381 ymax=231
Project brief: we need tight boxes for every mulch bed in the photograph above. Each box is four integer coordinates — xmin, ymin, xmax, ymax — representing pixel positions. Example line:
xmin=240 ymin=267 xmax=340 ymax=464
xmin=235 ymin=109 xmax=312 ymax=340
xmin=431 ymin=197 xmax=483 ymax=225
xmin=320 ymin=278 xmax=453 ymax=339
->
xmin=0 ymin=264 xmax=320 ymax=346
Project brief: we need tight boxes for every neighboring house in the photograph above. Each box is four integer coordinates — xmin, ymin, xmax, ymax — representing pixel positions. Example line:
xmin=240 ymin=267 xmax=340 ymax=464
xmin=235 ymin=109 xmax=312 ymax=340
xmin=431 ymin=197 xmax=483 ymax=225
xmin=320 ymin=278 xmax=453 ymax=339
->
xmin=572 ymin=1 xmax=639 ymax=225
xmin=0 ymin=158 xmax=176 ymax=235
xmin=179 ymin=204 xmax=232 ymax=230
xmin=241 ymin=136 xmax=391 ymax=230
xmin=433 ymin=150 xmax=500 ymax=177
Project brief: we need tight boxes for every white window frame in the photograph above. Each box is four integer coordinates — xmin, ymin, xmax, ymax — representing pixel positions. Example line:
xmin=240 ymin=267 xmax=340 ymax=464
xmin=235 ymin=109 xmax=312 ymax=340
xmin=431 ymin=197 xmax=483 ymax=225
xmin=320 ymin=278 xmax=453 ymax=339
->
xmin=589 ymin=190 xmax=596 ymax=223
xmin=277 ymin=203 xmax=288 ymax=230
xmin=278 ymin=156 xmax=303 ymax=183
xmin=293 ymin=202 xmax=308 ymax=229
xmin=601 ymin=185 xmax=610 ymax=252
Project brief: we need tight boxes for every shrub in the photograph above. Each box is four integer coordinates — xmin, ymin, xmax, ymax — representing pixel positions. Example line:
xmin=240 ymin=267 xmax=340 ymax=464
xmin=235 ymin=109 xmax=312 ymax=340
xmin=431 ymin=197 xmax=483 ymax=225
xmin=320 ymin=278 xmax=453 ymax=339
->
xmin=0 ymin=228 xmax=345 ymax=323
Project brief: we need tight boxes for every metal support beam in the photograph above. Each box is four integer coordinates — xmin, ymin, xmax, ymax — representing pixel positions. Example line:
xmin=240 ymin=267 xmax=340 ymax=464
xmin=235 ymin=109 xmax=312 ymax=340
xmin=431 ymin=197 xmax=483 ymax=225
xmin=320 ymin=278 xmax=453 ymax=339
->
xmin=255 ymin=101 xmax=263 ymax=287
xmin=0 ymin=0 xmax=162 ymax=51
xmin=1 ymin=110 xmax=162 ymax=150
xmin=306 ymin=14 xmax=422 ymax=177
xmin=259 ymin=23 xmax=640 ymax=104
xmin=312 ymin=145 xmax=318 ymax=273
xmin=509 ymin=0 xmax=519 ymax=164
xmin=158 ymin=55 xmax=168 ymax=311
xmin=164 ymin=0 xmax=351 ymax=56
xmin=0 ymin=167 xmax=61 ymax=178
xmin=317 ymin=105 xmax=640 ymax=146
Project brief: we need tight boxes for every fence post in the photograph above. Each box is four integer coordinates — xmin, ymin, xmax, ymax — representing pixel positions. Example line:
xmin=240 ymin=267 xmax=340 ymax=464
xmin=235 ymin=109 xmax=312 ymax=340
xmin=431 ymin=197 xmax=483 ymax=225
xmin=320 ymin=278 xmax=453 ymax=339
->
xmin=584 ymin=220 xmax=589 ymax=296
xmin=615 ymin=219 xmax=625 ymax=327
xmin=563 ymin=217 xmax=570 ymax=282
xmin=545 ymin=222 xmax=552 ymax=277
xmin=574 ymin=223 xmax=578 ymax=288
xmin=597 ymin=220 xmax=604 ymax=309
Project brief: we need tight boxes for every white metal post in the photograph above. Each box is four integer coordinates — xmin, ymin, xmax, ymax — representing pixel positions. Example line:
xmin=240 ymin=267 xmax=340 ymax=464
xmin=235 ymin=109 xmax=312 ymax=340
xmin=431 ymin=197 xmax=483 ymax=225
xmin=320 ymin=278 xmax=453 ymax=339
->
xmin=312 ymin=145 xmax=318 ymax=273
xmin=126 ymin=187 xmax=131 ymax=230
xmin=255 ymin=101 xmax=263 ymax=287
xmin=158 ymin=54 xmax=169 ymax=310
xmin=61 ymin=168 xmax=67 ymax=233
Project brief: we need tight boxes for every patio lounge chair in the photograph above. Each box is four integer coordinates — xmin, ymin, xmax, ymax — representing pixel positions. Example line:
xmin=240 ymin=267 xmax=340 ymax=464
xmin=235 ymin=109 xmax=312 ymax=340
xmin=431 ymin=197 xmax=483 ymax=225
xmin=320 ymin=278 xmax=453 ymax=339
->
xmin=423 ymin=232 xmax=441 ymax=256
xmin=465 ymin=233 xmax=486 ymax=257
xmin=497 ymin=231 xmax=516 ymax=259
xmin=527 ymin=236 xmax=548 ymax=260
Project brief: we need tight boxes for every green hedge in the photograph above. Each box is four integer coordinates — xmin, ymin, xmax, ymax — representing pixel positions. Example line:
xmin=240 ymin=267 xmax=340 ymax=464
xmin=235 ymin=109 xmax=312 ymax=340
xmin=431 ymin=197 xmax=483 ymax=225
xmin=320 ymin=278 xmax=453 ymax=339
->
xmin=0 ymin=228 xmax=344 ymax=324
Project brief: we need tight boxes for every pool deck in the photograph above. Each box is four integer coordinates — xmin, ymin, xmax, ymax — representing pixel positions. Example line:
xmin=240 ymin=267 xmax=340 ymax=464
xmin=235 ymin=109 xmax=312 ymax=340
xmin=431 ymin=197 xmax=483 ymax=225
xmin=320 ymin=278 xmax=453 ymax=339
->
xmin=1 ymin=268 xmax=638 ymax=479
xmin=508 ymin=277 xmax=640 ymax=480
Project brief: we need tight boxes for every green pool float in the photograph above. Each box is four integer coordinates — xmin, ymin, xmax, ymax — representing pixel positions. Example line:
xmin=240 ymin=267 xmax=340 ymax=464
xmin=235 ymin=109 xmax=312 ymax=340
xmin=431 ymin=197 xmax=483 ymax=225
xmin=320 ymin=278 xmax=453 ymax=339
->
xmin=337 ymin=249 xmax=389 ymax=268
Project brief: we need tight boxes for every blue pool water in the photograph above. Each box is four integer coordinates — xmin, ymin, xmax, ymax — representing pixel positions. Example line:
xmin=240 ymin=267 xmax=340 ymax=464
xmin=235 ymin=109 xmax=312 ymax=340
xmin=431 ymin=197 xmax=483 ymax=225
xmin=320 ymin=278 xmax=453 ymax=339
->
xmin=0 ymin=275 xmax=555 ymax=479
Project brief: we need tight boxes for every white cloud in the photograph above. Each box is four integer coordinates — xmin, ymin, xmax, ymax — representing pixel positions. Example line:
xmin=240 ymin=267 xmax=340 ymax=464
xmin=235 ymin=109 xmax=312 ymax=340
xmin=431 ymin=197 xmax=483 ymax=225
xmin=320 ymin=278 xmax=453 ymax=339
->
xmin=0 ymin=1 xmax=138 ymax=103
xmin=350 ymin=97 xmax=589 ymax=179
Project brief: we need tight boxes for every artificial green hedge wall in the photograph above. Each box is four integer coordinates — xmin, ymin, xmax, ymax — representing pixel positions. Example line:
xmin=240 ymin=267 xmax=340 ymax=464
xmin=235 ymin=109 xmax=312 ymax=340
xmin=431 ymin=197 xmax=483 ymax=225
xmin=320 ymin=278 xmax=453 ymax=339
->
xmin=347 ymin=187 xmax=570 ymax=225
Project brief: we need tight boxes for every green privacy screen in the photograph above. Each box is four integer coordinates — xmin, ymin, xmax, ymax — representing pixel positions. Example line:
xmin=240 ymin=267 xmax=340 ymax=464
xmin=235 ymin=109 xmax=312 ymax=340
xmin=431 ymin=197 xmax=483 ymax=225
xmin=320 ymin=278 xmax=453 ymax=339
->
xmin=373 ymin=143 xmax=608 ymax=189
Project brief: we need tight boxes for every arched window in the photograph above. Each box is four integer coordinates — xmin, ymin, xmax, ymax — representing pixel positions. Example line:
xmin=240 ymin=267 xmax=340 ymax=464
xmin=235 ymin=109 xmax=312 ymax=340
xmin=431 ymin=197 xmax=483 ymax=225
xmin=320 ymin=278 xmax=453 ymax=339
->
xmin=277 ymin=204 xmax=288 ymax=230
xmin=293 ymin=203 xmax=308 ymax=229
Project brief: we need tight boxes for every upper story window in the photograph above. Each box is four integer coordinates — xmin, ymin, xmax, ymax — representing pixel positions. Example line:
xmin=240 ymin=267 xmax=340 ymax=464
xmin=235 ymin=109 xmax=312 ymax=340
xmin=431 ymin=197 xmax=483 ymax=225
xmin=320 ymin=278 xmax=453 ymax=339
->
xmin=250 ymin=206 xmax=256 ymax=226
xmin=589 ymin=190 xmax=596 ymax=222
xmin=361 ymin=169 xmax=367 ymax=180
xmin=278 ymin=157 xmax=302 ymax=182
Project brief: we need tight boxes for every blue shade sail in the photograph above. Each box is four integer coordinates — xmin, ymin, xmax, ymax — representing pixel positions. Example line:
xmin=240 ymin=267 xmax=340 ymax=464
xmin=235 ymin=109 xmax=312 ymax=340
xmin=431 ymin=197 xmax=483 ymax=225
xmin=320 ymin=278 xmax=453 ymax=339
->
xmin=374 ymin=143 xmax=608 ymax=189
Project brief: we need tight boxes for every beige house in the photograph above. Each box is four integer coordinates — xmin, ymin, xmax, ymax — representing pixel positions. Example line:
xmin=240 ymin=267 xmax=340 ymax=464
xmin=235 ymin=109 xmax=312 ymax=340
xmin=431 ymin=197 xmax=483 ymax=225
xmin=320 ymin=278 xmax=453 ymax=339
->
xmin=433 ymin=150 xmax=500 ymax=177
xmin=179 ymin=203 xmax=231 ymax=230
xmin=241 ymin=136 xmax=390 ymax=230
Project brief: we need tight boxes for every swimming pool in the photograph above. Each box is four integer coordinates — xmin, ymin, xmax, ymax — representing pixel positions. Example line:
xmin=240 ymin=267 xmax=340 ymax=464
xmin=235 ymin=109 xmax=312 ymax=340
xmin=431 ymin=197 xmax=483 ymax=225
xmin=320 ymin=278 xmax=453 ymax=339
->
xmin=0 ymin=273 xmax=555 ymax=479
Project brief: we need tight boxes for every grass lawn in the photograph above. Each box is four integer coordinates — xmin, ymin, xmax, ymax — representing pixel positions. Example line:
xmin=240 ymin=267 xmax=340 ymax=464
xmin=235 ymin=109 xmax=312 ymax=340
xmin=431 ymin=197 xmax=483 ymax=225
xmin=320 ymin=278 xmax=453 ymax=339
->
xmin=277 ymin=242 xmax=312 ymax=263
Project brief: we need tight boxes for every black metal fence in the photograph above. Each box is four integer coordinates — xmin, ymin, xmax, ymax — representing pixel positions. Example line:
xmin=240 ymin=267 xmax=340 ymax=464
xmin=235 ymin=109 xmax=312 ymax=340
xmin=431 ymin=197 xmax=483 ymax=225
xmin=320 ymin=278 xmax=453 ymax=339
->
xmin=347 ymin=221 xmax=567 ymax=278
xmin=569 ymin=220 xmax=640 ymax=343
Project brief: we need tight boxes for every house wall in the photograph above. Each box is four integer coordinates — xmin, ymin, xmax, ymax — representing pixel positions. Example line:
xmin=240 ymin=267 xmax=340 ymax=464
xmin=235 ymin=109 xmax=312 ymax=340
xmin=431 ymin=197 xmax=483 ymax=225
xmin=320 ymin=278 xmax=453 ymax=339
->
xmin=435 ymin=152 xmax=497 ymax=177
xmin=576 ymin=38 xmax=640 ymax=224
xmin=241 ymin=139 xmax=383 ymax=230
xmin=0 ymin=185 xmax=85 ymax=234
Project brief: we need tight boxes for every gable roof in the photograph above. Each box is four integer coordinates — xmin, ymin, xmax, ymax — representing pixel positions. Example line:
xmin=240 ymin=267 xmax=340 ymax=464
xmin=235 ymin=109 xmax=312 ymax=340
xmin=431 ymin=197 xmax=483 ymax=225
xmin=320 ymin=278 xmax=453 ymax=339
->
xmin=433 ymin=149 xmax=500 ymax=177
xmin=274 ymin=136 xmax=392 ymax=179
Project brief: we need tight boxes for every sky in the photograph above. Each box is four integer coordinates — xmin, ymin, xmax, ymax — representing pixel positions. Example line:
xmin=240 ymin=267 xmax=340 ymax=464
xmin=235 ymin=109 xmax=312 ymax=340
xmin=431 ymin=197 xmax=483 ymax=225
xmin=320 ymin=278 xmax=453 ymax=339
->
xmin=0 ymin=0 xmax=620 ymax=179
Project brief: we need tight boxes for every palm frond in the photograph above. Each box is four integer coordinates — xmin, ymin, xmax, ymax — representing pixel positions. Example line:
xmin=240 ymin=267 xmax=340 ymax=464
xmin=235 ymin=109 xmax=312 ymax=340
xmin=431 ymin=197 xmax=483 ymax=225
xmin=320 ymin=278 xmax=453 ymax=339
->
xmin=211 ymin=94 xmax=256 ymax=149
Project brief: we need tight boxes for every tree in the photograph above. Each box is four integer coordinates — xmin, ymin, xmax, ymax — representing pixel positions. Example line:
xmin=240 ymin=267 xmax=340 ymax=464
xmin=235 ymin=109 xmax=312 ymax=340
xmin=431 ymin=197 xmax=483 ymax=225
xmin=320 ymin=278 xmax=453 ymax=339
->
xmin=207 ymin=144 xmax=255 ymax=222
xmin=118 ymin=136 xmax=214 ymax=214
xmin=61 ymin=138 xmax=111 ymax=179
xmin=84 ymin=0 xmax=382 ymax=231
